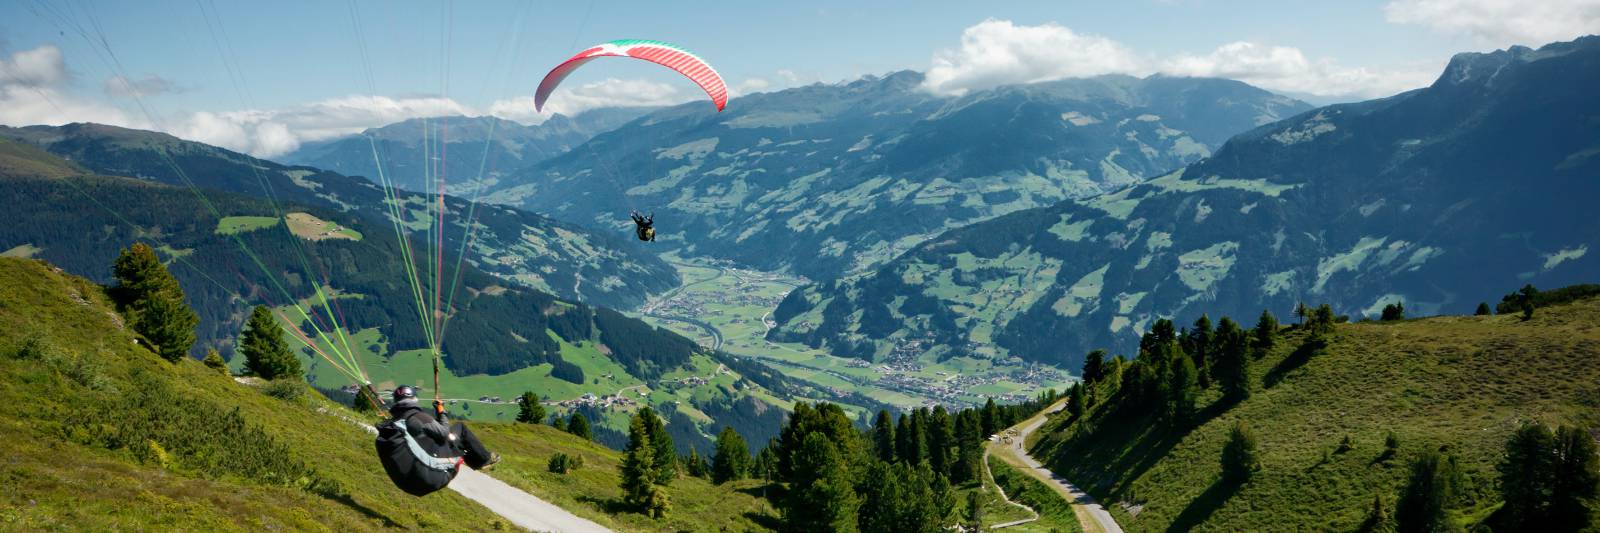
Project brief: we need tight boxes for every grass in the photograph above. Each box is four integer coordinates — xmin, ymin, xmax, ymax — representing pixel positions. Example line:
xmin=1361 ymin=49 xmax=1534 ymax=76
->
xmin=1031 ymin=299 xmax=1600 ymax=532
xmin=215 ymin=215 xmax=280 ymax=235
xmin=0 ymin=257 xmax=505 ymax=531
xmin=0 ymin=256 xmax=779 ymax=531
xmin=285 ymin=212 xmax=362 ymax=241
xmin=988 ymin=456 xmax=1086 ymax=532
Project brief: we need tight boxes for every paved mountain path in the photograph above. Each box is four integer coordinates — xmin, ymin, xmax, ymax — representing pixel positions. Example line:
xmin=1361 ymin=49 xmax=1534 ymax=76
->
xmin=448 ymin=468 xmax=613 ymax=533
xmin=989 ymin=401 xmax=1124 ymax=533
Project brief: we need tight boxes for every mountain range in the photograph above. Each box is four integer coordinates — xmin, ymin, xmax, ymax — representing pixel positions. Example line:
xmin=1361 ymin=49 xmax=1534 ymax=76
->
xmin=0 ymin=123 xmax=675 ymax=308
xmin=771 ymin=36 xmax=1600 ymax=369
xmin=463 ymin=71 xmax=1308 ymax=279
xmin=281 ymin=107 xmax=654 ymax=195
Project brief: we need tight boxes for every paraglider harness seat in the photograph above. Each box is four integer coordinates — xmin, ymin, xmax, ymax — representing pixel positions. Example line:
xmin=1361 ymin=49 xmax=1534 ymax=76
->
xmin=375 ymin=402 xmax=466 ymax=496
xmin=631 ymin=210 xmax=655 ymax=242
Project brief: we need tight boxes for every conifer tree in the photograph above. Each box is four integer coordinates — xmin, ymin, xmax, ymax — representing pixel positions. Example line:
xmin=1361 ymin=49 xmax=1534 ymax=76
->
xmin=712 ymin=426 xmax=751 ymax=484
xmin=1185 ymin=314 xmax=1215 ymax=386
xmin=620 ymin=413 xmax=658 ymax=510
xmin=639 ymin=406 xmax=677 ymax=484
xmin=1082 ymin=349 xmax=1107 ymax=384
xmin=785 ymin=433 xmax=859 ymax=532
xmin=112 ymin=243 xmax=198 ymax=362
xmin=685 ymin=447 xmax=708 ymax=478
xmin=567 ymin=412 xmax=592 ymax=441
xmin=928 ymin=406 xmax=954 ymax=478
xmin=240 ymin=305 xmax=299 ymax=379
xmin=1167 ymin=350 xmax=1199 ymax=423
xmin=1395 ymin=448 xmax=1459 ymax=533
xmin=1475 ymin=302 xmax=1492 ymax=316
xmin=203 ymin=348 xmax=228 ymax=373
xmin=1253 ymin=309 xmax=1279 ymax=356
xmin=1499 ymin=422 xmax=1557 ymax=530
xmin=516 ymin=391 xmax=546 ymax=424
xmin=952 ymin=410 xmax=983 ymax=484
xmin=873 ymin=409 xmax=896 ymax=463
xmin=965 ymin=490 xmax=985 ymax=532
xmin=1551 ymin=425 xmax=1599 ymax=532
xmin=1221 ymin=421 xmax=1260 ymax=483
xmin=1216 ymin=317 xmax=1252 ymax=402
xmin=1067 ymin=383 xmax=1086 ymax=419
xmin=1358 ymin=493 xmax=1394 ymax=533
xmin=980 ymin=397 xmax=999 ymax=437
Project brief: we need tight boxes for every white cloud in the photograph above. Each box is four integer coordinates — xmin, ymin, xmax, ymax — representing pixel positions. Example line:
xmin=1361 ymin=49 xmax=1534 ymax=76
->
xmin=0 ymin=45 xmax=141 ymax=128
xmin=1162 ymin=42 xmax=1438 ymax=99
xmin=488 ymin=77 xmax=691 ymax=123
xmin=168 ymin=95 xmax=472 ymax=157
xmin=1384 ymin=0 xmax=1600 ymax=46
xmin=0 ymin=44 xmax=68 ymax=87
xmin=924 ymin=19 xmax=1147 ymax=96
xmin=924 ymin=19 xmax=1436 ymax=100
xmin=104 ymin=74 xmax=179 ymax=98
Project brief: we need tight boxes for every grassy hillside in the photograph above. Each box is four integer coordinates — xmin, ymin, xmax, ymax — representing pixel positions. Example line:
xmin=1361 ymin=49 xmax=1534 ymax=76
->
xmin=0 ymin=257 xmax=775 ymax=531
xmin=1032 ymin=298 xmax=1600 ymax=531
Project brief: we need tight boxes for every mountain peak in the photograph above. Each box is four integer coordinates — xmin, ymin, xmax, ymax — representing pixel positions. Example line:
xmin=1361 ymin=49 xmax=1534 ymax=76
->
xmin=1435 ymin=34 xmax=1599 ymax=87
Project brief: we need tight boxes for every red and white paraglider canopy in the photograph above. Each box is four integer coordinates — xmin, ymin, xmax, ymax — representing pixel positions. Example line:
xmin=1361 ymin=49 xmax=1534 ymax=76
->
xmin=535 ymin=39 xmax=727 ymax=113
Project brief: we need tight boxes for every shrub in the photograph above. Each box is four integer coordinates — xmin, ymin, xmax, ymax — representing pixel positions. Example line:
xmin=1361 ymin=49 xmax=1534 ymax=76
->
xmin=548 ymin=452 xmax=585 ymax=474
xmin=262 ymin=379 xmax=305 ymax=403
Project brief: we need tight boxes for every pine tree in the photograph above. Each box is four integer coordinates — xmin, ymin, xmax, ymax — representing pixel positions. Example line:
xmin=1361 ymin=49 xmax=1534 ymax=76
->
xmin=1358 ymin=493 xmax=1394 ymax=533
xmin=1381 ymin=301 xmax=1406 ymax=321
xmin=1294 ymin=302 xmax=1309 ymax=326
xmin=1185 ymin=314 xmax=1215 ymax=387
xmin=550 ymin=413 xmax=567 ymax=432
xmin=620 ymin=412 xmax=658 ymax=510
xmin=754 ymin=441 xmax=779 ymax=481
xmin=685 ymin=447 xmax=708 ymax=478
xmin=639 ymin=406 xmax=677 ymax=484
xmin=353 ymin=384 xmax=380 ymax=413
xmin=567 ymin=412 xmax=592 ymax=441
xmin=1395 ymin=448 xmax=1459 ymax=533
xmin=1221 ymin=421 xmax=1260 ymax=483
xmin=1216 ymin=317 xmax=1251 ymax=402
xmin=928 ymin=406 xmax=954 ymax=478
xmin=1082 ymin=349 xmax=1107 ymax=384
xmin=240 ymin=305 xmax=299 ymax=379
xmin=644 ymin=484 xmax=671 ymax=519
xmin=873 ymin=409 xmax=897 ymax=463
xmin=112 ymin=243 xmax=198 ymax=362
xmin=1551 ymin=425 xmax=1599 ymax=532
xmin=980 ymin=398 xmax=999 ymax=437
xmin=1475 ymin=302 xmax=1492 ymax=316
xmin=516 ymin=391 xmax=546 ymax=424
xmin=1499 ymin=422 xmax=1557 ymax=530
xmin=965 ymin=490 xmax=985 ymax=532
xmin=1167 ymin=350 xmax=1199 ymax=423
xmin=712 ymin=426 xmax=751 ymax=484
xmin=1313 ymin=304 xmax=1336 ymax=336
xmin=952 ymin=410 xmax=983 ymax=484
xmin=1067 ymin=383 xmax=1086 ymax=419
xmin=1519 ymin=284 xmax=1539 ymax=320
xmin=202 ymin=348 xmax=228 ymax=374
xmin=857 ymin=462 xmax=904 ymax=532
xmin=909 ymin=408 xmax=930 ymax=466
xmin=1253 ymin=309 xmax=1279 ymax=357
xmin=785 ymin=433 xmax=859 ymax=532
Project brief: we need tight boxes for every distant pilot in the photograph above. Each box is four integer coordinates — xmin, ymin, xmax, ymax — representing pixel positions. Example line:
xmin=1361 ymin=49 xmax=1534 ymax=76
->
xmin=630 ymin=210 xmax=656 ymax=242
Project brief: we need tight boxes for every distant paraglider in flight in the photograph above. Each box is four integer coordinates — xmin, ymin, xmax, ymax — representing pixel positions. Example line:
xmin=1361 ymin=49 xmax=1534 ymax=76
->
xmin=534 ymin=39 xmax=728 ymax=113
xmin=536 ymin=39 xmax=728 ymax=244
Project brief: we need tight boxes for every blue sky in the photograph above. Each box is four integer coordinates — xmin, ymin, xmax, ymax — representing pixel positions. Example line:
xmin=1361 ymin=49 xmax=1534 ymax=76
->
xmin=2 ymin=0 xmax=1596 ymax=156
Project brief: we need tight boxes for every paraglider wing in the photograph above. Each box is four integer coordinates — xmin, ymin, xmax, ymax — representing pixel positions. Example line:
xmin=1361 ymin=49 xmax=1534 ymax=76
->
xmin=534 ymin=39 xmax=727 ymax=113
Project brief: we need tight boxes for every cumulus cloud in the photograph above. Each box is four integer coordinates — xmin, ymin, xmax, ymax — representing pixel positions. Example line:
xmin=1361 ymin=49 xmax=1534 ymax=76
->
xmin=923 ymin=19 xmax=1436 ymax=100
xmin=0 ymin=45 xmax=141 ymax=128
xmin=1384 ymin=0 xmax=1600 ymax=47
xmin=104 ymin=74 xmax=179 ymax=98
xmin=1162 ymin=42 xmax=1438 ymax=99
xmin=487 ymin=77 xmax=691 ymax=123
xmin=924 ymin=19 xmax=1147 ymax=96
xmin=168 ymin=95 xmax=472 ymax=157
